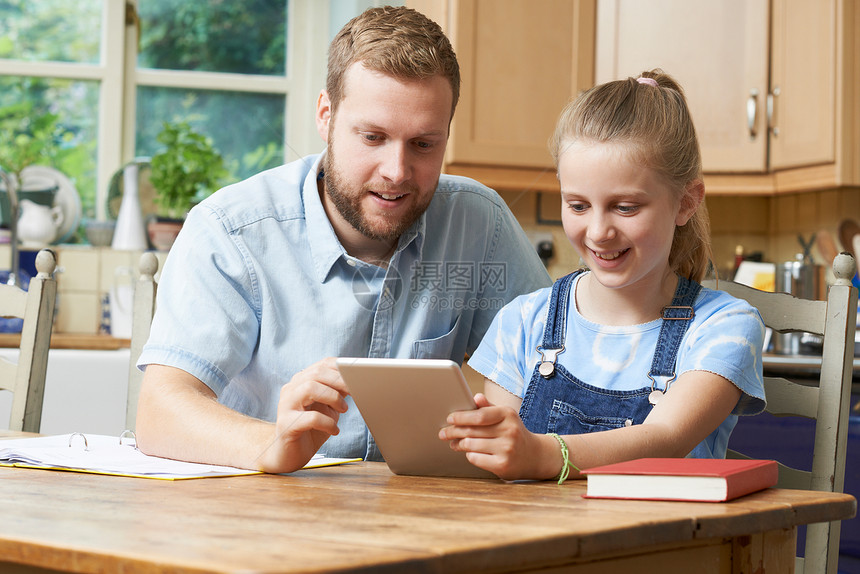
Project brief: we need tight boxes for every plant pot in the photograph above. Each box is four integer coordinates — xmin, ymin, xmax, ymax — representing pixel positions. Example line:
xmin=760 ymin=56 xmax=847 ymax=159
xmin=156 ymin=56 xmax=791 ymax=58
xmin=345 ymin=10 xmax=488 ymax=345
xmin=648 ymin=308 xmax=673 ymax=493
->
xmin=147 ymin=217 xmax=183 ymax=251
xmin=84 ymin=219 xmax=116 ymax=247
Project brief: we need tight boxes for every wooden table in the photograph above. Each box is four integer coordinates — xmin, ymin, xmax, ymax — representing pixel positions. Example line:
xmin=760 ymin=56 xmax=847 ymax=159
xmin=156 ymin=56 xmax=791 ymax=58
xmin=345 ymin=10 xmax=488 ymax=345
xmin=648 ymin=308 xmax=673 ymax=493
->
xmin=0 ymin=461 xmax=855 ymax=574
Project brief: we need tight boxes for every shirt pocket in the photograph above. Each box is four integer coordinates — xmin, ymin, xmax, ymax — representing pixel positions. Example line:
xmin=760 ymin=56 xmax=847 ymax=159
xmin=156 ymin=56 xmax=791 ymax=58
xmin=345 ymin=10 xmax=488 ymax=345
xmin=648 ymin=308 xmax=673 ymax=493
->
xmin=411 ymin=315 xmax=461 ymax=360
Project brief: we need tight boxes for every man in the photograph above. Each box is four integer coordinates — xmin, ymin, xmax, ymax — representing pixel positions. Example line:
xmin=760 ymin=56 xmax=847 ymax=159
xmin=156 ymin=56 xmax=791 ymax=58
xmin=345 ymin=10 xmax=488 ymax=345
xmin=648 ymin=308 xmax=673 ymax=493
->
xmin=135 ymin=6 xmax=550 ymax=473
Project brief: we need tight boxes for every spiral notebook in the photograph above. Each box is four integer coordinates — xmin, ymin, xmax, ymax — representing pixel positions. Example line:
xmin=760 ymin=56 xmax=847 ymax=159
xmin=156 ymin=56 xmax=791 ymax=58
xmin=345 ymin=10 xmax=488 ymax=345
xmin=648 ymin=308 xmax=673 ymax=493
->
xmin=0 ymin=433 xmax=361 ymax=480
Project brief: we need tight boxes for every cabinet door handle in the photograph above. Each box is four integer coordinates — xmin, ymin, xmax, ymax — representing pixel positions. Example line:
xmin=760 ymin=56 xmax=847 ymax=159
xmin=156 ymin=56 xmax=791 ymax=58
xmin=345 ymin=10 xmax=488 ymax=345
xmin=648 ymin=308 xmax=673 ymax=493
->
xmin=768 ymin=86 xmax=780 ymax=137
xmin=747 ymin=89 xmax=759 ymax=140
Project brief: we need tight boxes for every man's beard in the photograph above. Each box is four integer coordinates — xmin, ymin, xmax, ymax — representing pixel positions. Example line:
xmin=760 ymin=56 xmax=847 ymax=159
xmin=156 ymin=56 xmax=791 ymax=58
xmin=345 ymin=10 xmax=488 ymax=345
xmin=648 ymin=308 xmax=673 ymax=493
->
xmin=323 ymin=146 xmax=434 ymax=243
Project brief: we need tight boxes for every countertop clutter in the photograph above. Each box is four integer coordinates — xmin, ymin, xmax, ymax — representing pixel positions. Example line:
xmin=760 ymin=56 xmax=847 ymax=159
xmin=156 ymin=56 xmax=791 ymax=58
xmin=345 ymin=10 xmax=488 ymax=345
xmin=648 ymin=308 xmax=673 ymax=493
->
xmin=764 ymin=353 xmax=860 ymax=384
xmin=0 ymin=243 xmax=166 ymax=338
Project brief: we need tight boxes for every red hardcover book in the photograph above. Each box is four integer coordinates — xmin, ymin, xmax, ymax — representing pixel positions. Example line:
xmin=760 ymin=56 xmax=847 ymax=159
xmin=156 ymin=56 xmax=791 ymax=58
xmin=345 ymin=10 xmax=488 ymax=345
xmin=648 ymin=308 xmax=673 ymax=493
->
xmin=581 ymin=458 xmax=778 ymax=502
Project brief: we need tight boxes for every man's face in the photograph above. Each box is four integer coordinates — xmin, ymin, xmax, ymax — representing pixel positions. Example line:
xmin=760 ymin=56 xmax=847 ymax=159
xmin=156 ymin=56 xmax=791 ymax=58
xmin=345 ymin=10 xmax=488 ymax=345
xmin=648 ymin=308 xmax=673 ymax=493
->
xmin=316 ymin=64 xmax=453 ymax=249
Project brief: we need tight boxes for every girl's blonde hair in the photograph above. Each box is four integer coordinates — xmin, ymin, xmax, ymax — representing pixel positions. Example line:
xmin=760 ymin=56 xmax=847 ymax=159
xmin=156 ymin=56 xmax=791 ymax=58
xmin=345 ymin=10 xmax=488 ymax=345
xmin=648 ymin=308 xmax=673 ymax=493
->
xmin=550 ymin=70 xmax=713 ymax=282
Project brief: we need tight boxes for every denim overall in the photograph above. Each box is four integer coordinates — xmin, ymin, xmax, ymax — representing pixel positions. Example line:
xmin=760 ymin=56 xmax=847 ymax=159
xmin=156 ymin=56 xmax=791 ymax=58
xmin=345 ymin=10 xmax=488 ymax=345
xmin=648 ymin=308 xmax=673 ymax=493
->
xmin=519 ymin=271 xmax=701 ymax=435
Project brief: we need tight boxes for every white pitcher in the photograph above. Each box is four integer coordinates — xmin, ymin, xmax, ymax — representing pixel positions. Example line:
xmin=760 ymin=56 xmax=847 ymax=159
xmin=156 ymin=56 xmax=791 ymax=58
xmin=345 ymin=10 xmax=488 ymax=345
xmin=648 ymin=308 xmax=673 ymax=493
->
xmin=17 ymin=199 xmax=64 ymax=246
xmin=109 ymin=265 xmax=135 ymax=339
xmin=111 ymin=162 xmax=148 ymax=250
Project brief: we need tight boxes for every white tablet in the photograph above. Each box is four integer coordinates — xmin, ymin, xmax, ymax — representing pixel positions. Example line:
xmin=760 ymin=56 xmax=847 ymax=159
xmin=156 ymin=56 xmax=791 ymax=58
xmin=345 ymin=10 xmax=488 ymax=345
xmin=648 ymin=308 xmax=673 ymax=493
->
xmin=336 ymin=358 xmax=495 ymax=479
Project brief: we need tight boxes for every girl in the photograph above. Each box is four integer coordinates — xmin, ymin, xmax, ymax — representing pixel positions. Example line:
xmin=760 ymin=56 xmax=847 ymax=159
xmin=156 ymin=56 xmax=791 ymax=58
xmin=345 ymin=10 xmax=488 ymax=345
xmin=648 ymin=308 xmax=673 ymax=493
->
xmin=440 ymin=70 xmax=766 ymax=483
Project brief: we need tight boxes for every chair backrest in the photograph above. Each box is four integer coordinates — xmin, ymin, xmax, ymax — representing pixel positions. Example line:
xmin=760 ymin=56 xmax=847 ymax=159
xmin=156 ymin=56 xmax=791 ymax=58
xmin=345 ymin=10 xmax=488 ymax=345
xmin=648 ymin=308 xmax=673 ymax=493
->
xmin=703 ymin=252 xmax=858 ymax=574
xmin=125 ymin=251 xmax=158 ymax=431
xmin=0 ymin=249 xmax=58 ymax=432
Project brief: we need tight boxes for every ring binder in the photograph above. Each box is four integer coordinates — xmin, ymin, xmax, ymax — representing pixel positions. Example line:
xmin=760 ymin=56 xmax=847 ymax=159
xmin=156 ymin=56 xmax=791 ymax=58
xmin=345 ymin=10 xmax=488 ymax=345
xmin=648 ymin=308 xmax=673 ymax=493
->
xmin=119 ymin=429 xmax=138 ymax=450
xmin=68 ymin=432 xmax=89 ymax=451
xmin=68 ymin=431 xmax=139 ymax=452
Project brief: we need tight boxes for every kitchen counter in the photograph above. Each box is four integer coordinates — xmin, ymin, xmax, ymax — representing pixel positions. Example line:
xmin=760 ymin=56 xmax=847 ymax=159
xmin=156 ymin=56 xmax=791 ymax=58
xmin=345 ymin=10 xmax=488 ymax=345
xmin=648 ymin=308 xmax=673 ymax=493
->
xmin=0 ymin=333 xmax=129 ymax=350
xmin=763 ymin=353 xmax=860 ymax=383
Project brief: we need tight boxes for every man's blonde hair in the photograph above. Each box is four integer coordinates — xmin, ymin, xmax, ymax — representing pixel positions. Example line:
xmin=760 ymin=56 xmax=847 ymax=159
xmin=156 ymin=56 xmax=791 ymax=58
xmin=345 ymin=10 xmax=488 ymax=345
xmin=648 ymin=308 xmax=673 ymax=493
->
xmin=326 ymin=6 xmax=460 ymax=120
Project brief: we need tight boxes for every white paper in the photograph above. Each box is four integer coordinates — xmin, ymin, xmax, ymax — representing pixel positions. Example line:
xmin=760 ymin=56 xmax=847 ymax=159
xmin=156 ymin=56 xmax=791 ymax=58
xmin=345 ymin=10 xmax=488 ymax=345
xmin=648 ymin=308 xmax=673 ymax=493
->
xmin=0 ymin=434 xmax=360 ymax=480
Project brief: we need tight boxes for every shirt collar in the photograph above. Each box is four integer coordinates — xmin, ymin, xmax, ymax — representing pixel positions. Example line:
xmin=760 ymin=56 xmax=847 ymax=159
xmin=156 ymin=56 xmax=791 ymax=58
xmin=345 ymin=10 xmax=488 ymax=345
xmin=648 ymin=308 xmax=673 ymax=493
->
xmin=304 ymin=151 xmax=428 ymax=282
xmin=303 ymin=153 xmax=344 ymax=282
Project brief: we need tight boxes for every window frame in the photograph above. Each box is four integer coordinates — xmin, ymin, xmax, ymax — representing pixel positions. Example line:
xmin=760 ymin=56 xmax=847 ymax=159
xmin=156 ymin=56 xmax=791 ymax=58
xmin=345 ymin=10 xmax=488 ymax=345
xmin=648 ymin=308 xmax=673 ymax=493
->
xmin=0 ymin=0 xmax=328 ymax=220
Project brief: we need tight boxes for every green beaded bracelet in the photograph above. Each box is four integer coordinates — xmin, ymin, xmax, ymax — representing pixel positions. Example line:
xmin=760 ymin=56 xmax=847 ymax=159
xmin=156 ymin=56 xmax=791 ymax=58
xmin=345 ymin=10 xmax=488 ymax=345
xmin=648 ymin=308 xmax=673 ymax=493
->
xmin=548 ymin=432 xmax=578 ymax=485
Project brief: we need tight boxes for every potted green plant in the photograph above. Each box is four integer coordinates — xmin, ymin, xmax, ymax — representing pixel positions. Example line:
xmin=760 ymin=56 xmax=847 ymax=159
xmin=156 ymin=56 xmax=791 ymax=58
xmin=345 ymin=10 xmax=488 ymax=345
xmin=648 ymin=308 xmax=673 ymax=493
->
xmin=0 ymin=102 xmax=67 ymax=179
xmin=147 ymin=120 xmax=227 ymax=250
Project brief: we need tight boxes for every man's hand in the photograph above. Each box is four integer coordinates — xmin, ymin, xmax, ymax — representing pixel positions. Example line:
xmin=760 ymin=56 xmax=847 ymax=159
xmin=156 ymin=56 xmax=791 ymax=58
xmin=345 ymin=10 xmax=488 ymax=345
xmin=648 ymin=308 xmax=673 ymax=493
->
xmin=255 ymin=357 xmax=350 ymax=473
xmin=136 ymin=360 xmax=350 ymax=475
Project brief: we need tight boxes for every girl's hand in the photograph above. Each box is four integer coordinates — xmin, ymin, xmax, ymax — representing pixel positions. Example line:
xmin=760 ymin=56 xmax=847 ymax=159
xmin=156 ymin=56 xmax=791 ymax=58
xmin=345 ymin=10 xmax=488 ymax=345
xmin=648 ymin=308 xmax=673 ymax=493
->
xmin=439 ymin=393 xmax=559 ymax=481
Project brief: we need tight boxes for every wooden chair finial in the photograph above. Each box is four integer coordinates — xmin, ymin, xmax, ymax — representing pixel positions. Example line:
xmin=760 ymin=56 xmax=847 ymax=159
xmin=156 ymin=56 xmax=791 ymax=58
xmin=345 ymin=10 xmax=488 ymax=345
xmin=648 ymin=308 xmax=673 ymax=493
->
xmin=139 ymin=252 xmax=158 ymax=280
xmin=832 ymin=252 xmax=857 ymax=286
xmin=34 ymin=249 xmax=57 ymax=278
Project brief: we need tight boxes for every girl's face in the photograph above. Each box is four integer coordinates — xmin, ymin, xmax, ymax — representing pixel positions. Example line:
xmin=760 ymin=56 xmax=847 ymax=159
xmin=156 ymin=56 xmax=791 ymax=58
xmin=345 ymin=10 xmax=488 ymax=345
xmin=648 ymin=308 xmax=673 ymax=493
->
xmin=558 ymin=140 xmax=696 ymax=294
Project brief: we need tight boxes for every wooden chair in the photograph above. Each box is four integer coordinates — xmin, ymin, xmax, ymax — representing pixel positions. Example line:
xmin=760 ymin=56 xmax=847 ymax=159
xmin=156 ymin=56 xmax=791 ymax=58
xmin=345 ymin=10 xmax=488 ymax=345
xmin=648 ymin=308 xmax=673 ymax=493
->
xmin=0 ymin=249 xmax=58 ymax=432
xmin=704 ymin=252 xmax=858 ymax=574
xmin=125 ymin=251 xmax=158 ymax=431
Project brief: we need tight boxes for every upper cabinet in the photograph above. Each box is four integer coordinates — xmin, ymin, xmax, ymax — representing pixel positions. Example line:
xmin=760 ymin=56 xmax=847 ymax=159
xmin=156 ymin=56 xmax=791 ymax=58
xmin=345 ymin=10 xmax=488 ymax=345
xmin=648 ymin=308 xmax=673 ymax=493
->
xmin=408 ymin=0 xmax=596 ymax=192
xmin=409 ymin=0 xmax=857 ymax=195
xmin=597 ymin=1 xmax=771 ymax=173
xmin=596 ymin=0 xmax=859 ymax=194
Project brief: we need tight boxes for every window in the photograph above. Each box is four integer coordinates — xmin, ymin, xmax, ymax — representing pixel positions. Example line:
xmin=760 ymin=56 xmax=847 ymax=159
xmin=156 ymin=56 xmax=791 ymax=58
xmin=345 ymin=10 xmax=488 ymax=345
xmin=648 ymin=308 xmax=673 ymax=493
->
xmin=0 ymin=0 xmax=102 ymax=239
xmin=135 ymin=0 xmax=290 ymax=177
xmin=0 ymin=0 xmax=329 ymax=236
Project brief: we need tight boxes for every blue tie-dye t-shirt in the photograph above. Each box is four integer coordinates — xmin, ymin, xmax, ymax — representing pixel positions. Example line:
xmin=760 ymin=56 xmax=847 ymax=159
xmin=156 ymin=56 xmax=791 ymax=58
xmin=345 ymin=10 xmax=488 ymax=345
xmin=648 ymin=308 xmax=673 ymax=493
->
xmin=467 ymin=272 xmax=766 ymax=457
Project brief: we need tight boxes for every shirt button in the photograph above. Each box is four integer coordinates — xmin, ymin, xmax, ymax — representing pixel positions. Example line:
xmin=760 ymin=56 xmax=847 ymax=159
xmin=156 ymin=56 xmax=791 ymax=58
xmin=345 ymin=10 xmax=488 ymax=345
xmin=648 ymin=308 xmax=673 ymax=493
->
xmin=346 ymin=258 xmax=356 ymax=267
xmin=624 ymin=419 xmax=633 ymax=427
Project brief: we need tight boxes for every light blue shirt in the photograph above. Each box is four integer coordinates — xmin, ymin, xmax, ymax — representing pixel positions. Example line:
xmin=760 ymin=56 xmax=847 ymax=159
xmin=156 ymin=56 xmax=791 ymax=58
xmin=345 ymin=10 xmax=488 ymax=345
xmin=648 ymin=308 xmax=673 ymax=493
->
xmin=138 ymin=153 xmax=551 ymax=460
xmin=468 ymin=272 xmax=766 ymax=457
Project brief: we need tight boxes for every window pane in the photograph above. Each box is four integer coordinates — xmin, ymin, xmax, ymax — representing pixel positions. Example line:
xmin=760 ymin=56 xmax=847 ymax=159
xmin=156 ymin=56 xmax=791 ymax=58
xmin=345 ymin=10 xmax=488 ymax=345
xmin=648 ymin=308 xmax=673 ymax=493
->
xmin=135 ymin=86 xmax=285 ymax=185
xmin=0 ymin=76 xmax=99 ymax=227
xmin=0 ymin=1 xmax=101 ymax=63
xmin=138 ymin=0 xmax=287 ymax=75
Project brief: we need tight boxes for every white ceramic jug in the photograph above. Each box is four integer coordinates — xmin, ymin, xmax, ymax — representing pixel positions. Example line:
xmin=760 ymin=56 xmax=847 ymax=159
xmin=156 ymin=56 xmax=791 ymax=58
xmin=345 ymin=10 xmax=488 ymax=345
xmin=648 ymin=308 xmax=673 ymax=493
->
xmin=109 ymin=265 xmax=135 ymax=338
xmin=17 ymin=199 xmax=64 ymax=246
xmin=111 ymin=162 xmax=148 ymax=250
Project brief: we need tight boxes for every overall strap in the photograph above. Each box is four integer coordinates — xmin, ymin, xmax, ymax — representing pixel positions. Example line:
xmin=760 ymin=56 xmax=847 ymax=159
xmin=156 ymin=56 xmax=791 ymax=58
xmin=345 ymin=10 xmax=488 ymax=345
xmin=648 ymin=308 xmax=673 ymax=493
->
xmin=647 ymin=275 xmax=702 ymax=383
xmin=537 ymin=270 xmax=583 ymax=378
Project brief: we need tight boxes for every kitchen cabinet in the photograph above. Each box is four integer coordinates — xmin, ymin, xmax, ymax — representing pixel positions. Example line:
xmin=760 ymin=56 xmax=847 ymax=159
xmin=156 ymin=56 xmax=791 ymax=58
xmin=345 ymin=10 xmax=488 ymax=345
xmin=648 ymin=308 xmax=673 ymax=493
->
xmin=595 ymin=0 xmax=860 ymax=195
xmin=408 ymin=0 xmax=596 ymax=192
